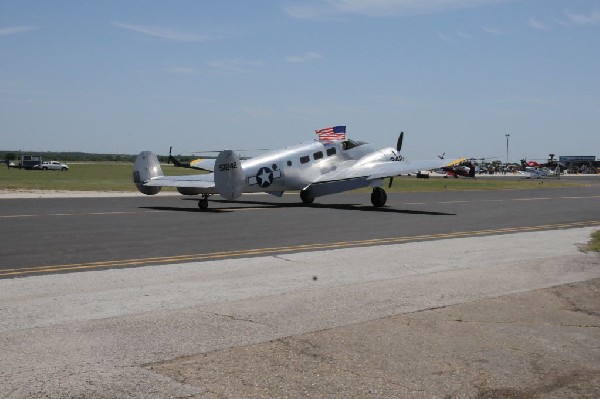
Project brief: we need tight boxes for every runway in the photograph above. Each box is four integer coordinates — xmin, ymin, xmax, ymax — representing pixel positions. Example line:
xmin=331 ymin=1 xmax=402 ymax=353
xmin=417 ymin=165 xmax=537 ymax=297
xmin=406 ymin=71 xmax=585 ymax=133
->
xmin=1 ymin=182 xmax=599 ymax=397
xmin=1 ymin=182 xmax=600 ymax=278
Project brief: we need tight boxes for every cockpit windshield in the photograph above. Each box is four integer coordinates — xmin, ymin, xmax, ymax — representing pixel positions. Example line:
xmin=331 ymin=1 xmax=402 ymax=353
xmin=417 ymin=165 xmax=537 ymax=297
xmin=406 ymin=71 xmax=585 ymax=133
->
xmin=342 ymin=140 xmax=367 ymax=150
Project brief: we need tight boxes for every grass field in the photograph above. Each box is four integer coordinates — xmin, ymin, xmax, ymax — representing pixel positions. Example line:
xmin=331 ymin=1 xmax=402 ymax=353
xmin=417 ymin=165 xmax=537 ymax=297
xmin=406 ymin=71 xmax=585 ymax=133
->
xmin=0 ymin=162 xmax=587 ymax=192
xmin=0 ymin=163 xmax=198 ymax=192
xmin=586 ymin=231 xmax=600 ymax=252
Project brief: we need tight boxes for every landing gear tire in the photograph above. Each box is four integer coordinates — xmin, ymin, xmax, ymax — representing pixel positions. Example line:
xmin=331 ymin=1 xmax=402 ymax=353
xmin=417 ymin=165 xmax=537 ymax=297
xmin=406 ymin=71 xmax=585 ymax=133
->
xmin=198 ymin=197 xmax=209 ymax=210
xmin=300 ymin=189 xmax=314 ymax=205
xmin=371 ymin=187 xmax=387 ymax=207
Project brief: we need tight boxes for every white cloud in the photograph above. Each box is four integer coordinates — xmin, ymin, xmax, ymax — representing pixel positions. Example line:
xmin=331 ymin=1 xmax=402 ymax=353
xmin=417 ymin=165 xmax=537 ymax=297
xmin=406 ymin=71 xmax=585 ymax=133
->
xmin=286 ymin=52 xmax=322 ymax=63
xmin=165 ymin=66 xmax=200 ymax=75
xmin=528 ymin=17 xmax=547 ymax=31
xmin=283 ymin=4 xmax=339 ymax=20
xmin=113 ymin=22 xmax=211 ymax=42
xmin=564 ymin=9 xmax=600 ymax=26
xmin=205 ymin=59 xmax=263 ymax=74
xmin=284 ymin=0 xmax=512 ymax=19
xmin=0 ymin=25 xmax=38 ymax=36
xmin=483 ymin=26 xmax=503 ymax=35
xmin=456 ymin=30 xmax=471 ymax=39
xmin=165 ymin=60 xmax=263 ymax=76
xmin=438 ymin=32 xmax=452 ymax=42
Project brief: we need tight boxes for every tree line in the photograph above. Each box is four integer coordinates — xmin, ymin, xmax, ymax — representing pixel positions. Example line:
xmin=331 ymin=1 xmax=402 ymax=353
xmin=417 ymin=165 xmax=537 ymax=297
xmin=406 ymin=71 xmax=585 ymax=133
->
xmin=0 ymin=151 xmax=196 ymax=164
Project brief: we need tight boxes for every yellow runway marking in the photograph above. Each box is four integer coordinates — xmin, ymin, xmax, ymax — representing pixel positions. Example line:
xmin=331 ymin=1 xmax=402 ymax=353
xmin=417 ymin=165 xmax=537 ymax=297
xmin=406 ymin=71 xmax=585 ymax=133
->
xmin=2 ymin=220 xmax=599 ymax=278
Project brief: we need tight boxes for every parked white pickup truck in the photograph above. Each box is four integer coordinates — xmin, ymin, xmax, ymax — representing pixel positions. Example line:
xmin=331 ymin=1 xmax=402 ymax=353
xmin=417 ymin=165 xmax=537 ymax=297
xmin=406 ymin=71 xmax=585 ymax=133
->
xmin=34 ymin=161 xmax=69 ymax=171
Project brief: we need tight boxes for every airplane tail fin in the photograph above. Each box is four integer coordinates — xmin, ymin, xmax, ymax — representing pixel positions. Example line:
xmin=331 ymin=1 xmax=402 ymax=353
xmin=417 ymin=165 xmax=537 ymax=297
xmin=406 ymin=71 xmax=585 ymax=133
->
xmin=133 ymin=151 xmax=163 ymax=195
xmin=214 ymin=150 xmax=244 ymax=200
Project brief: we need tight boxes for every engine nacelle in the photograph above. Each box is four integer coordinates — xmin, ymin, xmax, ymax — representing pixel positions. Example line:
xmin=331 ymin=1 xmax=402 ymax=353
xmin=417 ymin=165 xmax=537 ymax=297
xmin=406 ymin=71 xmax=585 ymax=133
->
xmin=176 ymin=187 xmax=204 ymax=195
xmin=355 ymin=147 xmax=401 ymax=167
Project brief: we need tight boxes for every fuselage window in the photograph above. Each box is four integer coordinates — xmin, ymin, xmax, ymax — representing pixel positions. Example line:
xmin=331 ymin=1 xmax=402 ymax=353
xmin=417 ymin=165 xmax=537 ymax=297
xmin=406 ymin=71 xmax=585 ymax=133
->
xmin=287 ymin=160 xmax=292 ymax=166
xmin=300 ymin=155 xmax=310 ymax=164
xmin=313 ymin=151 xmax=323 ymax=160
xmin=326 ymin=148 xmax=336 ymax=156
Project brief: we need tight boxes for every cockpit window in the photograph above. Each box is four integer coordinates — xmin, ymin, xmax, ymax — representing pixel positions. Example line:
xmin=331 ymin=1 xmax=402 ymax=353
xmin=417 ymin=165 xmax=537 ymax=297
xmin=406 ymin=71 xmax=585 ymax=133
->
xmin=300 ymin=155 xmax=310 ymax=164
xmin=326 ymin=147 xmax=336 ymax=156
xmin=313 ymin=151 xmax=323 ymax=160
xmin=342 ymin=140 xmax=366 ymax=150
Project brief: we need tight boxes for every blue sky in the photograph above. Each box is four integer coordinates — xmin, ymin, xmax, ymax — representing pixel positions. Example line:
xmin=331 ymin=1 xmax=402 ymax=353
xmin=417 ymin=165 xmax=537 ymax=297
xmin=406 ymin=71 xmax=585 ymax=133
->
xmin=1 ymin=0 xmax=599 ymax=161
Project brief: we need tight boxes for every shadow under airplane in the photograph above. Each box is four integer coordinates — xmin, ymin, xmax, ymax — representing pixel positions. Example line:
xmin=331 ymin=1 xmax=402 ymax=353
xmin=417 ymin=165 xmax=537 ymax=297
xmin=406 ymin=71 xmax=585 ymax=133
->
xmin=140 ymin=198 xmax=456 ymax=216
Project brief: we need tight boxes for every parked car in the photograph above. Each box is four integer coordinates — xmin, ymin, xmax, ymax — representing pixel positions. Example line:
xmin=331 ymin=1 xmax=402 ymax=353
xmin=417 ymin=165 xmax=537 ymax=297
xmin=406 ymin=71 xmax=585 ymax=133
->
xmin=34 ymin=161 xmax=69 ymax=171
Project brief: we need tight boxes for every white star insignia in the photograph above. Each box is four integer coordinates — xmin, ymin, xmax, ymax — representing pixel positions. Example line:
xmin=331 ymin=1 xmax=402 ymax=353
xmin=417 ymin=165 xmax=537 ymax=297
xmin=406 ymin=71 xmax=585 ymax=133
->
xmin=258 ymin=169 xmax=272 ymax=187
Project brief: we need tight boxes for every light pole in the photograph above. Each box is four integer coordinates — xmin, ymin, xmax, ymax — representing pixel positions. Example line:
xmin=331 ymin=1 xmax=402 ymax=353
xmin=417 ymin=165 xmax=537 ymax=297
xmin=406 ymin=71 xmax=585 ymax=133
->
xmin=505 ymin=133 xmax=510 ymax=164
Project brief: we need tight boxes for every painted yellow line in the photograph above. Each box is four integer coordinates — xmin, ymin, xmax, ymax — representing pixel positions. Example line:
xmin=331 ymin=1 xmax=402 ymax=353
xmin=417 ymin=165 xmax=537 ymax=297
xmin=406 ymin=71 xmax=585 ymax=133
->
xmin=2 ymin=220 xmax=599 ymax=278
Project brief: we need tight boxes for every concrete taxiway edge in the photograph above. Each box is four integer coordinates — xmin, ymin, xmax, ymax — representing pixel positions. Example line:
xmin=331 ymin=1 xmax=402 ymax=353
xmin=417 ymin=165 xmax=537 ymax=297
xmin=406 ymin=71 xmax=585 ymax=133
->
xmin=0 ymin=227 xmax=598 ymax=398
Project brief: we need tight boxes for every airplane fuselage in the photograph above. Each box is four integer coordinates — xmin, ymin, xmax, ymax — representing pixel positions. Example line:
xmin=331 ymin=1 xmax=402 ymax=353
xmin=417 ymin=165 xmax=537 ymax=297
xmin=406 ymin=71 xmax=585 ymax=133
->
xmin=237 ymin=139 xmax=397 ymax=194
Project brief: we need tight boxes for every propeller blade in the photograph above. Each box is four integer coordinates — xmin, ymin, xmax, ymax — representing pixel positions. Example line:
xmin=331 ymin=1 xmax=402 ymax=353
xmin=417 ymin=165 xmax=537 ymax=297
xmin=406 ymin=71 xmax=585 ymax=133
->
xmin=388 ymin=177 xmax=394 ymax=189
xmin=396 ymin=132 xmax=404 ymax=152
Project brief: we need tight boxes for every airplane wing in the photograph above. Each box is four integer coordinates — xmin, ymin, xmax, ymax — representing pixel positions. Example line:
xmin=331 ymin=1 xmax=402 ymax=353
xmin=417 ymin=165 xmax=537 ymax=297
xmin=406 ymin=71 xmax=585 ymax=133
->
xmin=312 ymin=158 xmax=463 ymax=184
xmin=304 ymin=158 xmax=463 ymax=198
xmin=143 ymin=173 xmax=215 ymax=188
xmin=189 ymin=158 xmax=215 ymax=172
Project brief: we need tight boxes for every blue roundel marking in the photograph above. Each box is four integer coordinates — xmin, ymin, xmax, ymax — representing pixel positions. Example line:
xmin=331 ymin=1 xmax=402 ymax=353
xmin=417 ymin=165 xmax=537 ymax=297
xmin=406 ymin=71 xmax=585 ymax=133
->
xmin=256 ymin=167 xmax=273 ymax=188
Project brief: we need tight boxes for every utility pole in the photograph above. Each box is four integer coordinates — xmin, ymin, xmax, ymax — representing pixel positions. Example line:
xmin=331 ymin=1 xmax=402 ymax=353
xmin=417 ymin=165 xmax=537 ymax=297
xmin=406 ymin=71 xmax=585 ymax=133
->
xmin=505 ymin=133 xmax=510 ymax=164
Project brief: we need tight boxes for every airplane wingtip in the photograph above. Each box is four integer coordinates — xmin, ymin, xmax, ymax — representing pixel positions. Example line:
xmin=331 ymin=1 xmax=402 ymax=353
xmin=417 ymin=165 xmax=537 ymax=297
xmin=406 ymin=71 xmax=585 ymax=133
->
xmin=444 ymin=157 xmax=467 ymax=167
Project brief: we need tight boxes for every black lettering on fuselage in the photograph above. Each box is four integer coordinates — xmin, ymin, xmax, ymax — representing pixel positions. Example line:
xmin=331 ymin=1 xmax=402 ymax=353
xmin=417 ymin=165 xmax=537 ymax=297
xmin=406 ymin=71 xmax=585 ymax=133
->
xmin=218 ymin=162 xmax=238 ymax=172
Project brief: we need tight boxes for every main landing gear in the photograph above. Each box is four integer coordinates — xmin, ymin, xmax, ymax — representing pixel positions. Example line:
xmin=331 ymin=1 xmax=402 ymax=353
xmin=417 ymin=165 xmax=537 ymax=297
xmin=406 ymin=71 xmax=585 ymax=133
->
xmin=371 ymin=187 xmax=387 ymax=207
xmin=300 ymin=189 xmax=314 ymax=204
xmin=300 ymin=188 xmax=387 ymax=207
xmin=198 ymin=194 xmax=210 ymax=210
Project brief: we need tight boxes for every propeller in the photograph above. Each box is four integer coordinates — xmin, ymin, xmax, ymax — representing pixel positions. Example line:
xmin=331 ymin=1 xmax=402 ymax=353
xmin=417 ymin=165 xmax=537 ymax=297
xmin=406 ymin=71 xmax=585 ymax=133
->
xmin=396 ymin=131 xmax=404 ymax=152
xmin=167 ymin=146 xmax=191 ymax=168
xmin=389 ymin=132 xmax=404 ymax=188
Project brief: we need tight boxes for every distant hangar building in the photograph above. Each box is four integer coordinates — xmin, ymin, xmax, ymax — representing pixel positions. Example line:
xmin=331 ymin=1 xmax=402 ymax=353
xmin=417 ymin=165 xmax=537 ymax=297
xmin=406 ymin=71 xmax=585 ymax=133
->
xmin=559 ymin=156 xmax=598 ymax=173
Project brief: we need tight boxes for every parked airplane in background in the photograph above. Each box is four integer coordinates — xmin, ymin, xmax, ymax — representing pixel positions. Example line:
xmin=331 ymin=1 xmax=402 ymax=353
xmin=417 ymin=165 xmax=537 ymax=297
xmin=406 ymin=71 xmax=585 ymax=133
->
xmin=440 ymin=161 xmax=476 ymax=178
xmin=518 ymin=158 xmax=561 ymax=179
xmin=518 ymin=165 xmax=561 ymax=179
xmin=133 ymin=127 xmax=463 ymax=210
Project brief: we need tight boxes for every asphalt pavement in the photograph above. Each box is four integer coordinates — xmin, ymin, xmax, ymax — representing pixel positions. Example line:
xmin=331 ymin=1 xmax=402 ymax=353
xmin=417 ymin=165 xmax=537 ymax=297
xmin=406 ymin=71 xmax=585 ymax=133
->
xmin=1 ymin=180 xmax=600 ymax=277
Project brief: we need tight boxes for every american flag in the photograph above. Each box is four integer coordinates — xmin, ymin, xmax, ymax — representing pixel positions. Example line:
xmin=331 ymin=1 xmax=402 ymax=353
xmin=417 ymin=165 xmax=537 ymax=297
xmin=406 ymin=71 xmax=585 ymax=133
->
xmin=315 ymin=126 xmax=346 ymax=141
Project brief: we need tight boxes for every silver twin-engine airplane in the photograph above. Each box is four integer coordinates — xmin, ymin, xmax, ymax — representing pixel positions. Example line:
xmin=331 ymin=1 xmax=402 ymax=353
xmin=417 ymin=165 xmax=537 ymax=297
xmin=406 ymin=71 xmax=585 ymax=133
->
xmin=133 ymin=126 xmax=463 ymax=210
